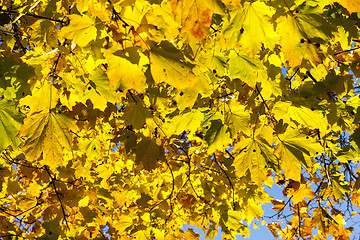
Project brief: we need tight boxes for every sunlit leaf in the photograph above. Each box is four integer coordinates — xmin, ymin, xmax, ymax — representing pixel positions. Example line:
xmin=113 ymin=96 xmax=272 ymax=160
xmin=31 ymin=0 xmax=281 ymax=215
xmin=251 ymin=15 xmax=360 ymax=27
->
xmin=59 ymin=14 xmax=97 ymax=47
xmin=18 ymin=111 xmax=75 ymax=169
xmin=149 ymin=41 xmax=197 ymax=89
xmin=222 ymin=1 xmax=277 ymax=55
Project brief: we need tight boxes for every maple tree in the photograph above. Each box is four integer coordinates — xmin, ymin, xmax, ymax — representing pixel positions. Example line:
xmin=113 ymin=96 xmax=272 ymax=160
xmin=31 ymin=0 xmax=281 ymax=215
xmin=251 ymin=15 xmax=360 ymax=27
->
xmin=0 ymin=0 xmax=360 ymax=239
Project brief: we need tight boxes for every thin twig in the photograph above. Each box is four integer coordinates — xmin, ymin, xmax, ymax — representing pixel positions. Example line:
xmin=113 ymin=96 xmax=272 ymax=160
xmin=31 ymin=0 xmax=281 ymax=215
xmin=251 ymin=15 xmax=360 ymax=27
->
xmin=213 ymin=154 xmax=236 ymax=210
xmin=164 ymin=159 xmax=175 ymax=223
xmin=334 ymin=46 xmax=360 ymax=56
xmin=255 ymin=85 xmax=270 ymax=111
xmin=44 ymin=166 xmax=69 ymax=229
xmin=98 ymin=228 xmax=107 ymax=239
xmin=149 ymin=159 xmax=175 ymax=223
xmin=285 ymin=67 xmax=299 ymax=89
xmin=179 ymin=148 xmax=200 ymax=199
xmin=1 ymin=152 xmax=43 ymax=170
xmin=268 ymin=196 xmax=293 ymax=219
xmin=0 ymin=9 xmax=66 ymax=24
xmin=226 ymin=149 xmax=234 ymax=159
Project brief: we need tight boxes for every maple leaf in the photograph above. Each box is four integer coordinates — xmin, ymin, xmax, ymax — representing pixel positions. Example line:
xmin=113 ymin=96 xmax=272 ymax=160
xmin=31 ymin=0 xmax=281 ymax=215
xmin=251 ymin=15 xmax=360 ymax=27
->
xmin=106 ymin=52 xmax=147 ymax=92
xmin=233 ymin=136 xmax=274 ymax=185
xmin=276 ymin=128 xmax=321 ymax=181
xmin=135 ymin=139 xmax=162 ymax=170
xmin=330 ymin=0 xmax=360 ymax=13
xmin=18 ymin=111 xmax=75 ymax=169
xmin=0 ymin=100 xmax=23 ymax=151
xmin=149 ymin=41 xmax=197 ymax=89
xmin=222 ymin=1 xmax=277 ymax=55
xmin=58 ymin=14 xmax=97 ymax=47
xmin=170 ymin=0 xmax=224 ymax=40
xmin=276 ymin=7 xmax=333 ymax=67
xmin=204 ymin=119 xmax=232 ymax=153
xmin=227 ymin=50 xmax=266 ymax=88
xmin=1 ymin=0 xmax=360 ymax=239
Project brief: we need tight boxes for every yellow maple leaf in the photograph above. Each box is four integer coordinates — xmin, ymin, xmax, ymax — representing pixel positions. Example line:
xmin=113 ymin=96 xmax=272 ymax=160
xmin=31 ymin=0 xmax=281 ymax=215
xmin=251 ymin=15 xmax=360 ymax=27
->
xmin=59 ymin=14 xmax=97 ymax=47
xmin=170 ymin=0 xmax=221 ymax=40
xmin=106 ymin=53 xmax=147 ymax=92
xmin=222 ymin=1 xmax=277 ymax=55
xmin=18 ymin=111 xmax=75 ymax=169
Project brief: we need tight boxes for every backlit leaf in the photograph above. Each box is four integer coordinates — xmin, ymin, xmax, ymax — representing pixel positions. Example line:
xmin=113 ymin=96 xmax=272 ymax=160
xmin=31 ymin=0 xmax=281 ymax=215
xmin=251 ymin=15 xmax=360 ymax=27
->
xmin=18 ymin=111 xmax=75 ymax=169
xmin=59 ymin=14 xmax=97 ymax=47
xmin=149 ymin=41 xmax=197 ymax=89
xmin=204 ymin=119 xmax=232 ymax=153
xmin=222 ymin=1 xmax=276 ymax=55
xmin=227 ymin=50 xmax=265 ymax=88
xmin=106 ymin=54 xmax=146 ymax=92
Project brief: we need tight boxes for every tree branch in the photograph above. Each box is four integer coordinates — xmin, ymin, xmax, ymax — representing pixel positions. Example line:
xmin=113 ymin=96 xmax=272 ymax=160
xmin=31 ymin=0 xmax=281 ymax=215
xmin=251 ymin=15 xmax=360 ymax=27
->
xmin=44 ymin=165 xmax=69 ymax=229
xmin=0 ymin=9 xmax=66 ymax=24
xmin=334 ymin=46 xmax=360 ymax=56
xmin=213 ymin=154 xmax=236 ymax=210
xmin=179 ymin=147 xmax=200 ymax=199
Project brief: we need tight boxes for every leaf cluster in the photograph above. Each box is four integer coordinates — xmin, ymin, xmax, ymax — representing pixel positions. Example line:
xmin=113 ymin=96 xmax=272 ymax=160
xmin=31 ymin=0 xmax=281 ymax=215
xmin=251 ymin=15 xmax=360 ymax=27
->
xmin=0 ymin=0 xmax=360 ymax=239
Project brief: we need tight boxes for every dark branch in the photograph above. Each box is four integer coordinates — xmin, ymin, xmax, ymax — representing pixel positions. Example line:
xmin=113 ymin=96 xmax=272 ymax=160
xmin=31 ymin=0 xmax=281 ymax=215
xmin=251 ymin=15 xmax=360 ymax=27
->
xmin=285 ymin=67 xmax=299 ymax=89
xmin=255 ymin=85 xmax=270 ymax=111
xmin=179 ymin=147 xmax=200 ymax=199
xmin=44 ymin=166 xmax=70 ymax=229
xmin=334 ymin=46 xmax=360 ymax=56
xmin=213 ymin=154 xmax=236 ymax=210
xmin=107 ymin=0 xmax=130 ymax=27
xmin=0 ymin=9 xmax=66 ymax=24
xmin=306 ymin=71 xmax=318 ymax=83
xmin=149 ymin=159 xmax=175 ymax=224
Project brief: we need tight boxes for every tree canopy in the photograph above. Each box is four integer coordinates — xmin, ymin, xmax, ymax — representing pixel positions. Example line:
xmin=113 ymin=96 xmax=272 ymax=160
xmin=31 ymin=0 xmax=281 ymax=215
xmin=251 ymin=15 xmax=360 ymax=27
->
xmin=0 ymin=0 xmax=360 ymax=239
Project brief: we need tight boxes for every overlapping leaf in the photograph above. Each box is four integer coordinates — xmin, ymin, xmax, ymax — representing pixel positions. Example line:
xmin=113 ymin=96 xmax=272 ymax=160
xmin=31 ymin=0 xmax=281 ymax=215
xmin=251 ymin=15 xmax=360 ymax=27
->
xmin=0 ymin=100 xmax=23 ymax=151
xmin=58 ymin=14 xmax=97 ymax=47
xmin=276 ymin=128 xmax=321 ymax=181
xmin=18 ymin=111 xmax=75 ymax=169
xmin=170 ymin=0 xmax=224 ymax=39
xmin=222 ymin=1 xmax=276 ymax=55
xmin=149 ymin=41 xmax=197 ymax=89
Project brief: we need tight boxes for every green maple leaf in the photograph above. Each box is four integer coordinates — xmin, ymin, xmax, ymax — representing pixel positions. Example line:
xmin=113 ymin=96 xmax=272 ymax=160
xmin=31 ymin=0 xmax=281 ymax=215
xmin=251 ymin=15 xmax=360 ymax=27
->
xmin=164 ymin=108 xmax=205 ymax=135
xmin=0 ymin=100 xmax=23 ymax=151
xmin=227 ymin=50 xmax=265 ymax=88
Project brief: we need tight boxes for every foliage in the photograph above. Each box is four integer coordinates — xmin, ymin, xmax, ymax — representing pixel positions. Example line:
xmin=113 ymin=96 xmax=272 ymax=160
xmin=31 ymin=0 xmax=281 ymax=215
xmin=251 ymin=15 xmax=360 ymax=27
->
xmin=0 ymin=0 xmax=360 ymax=239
